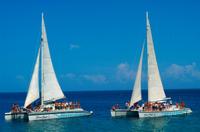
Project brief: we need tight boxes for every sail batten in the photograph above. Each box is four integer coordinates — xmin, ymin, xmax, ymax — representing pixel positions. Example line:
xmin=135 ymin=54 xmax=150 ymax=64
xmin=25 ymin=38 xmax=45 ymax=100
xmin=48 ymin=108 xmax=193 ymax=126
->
xmin=146 ymin=12 xmax=166 ymax=102
xmin=24 ymin=48 xmax=40 ymax=108
xmin=129 ymin=44 xmax=144 ymax=107
xmin=41 ymin=14 xmax=65 ymax=103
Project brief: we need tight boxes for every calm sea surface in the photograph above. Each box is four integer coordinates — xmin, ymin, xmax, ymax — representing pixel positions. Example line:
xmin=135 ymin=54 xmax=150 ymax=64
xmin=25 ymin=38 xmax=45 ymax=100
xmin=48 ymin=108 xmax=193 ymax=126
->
xmin=0 ymin=89 xmax=199 ymax=132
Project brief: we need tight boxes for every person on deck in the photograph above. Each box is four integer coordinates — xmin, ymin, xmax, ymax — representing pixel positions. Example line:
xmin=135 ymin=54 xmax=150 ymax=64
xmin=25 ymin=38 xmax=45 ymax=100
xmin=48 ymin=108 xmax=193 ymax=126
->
xmin=180 ymin=101 xmax=185 ymax=109
xmin=125 ymin=101 xmax=130 ymax=109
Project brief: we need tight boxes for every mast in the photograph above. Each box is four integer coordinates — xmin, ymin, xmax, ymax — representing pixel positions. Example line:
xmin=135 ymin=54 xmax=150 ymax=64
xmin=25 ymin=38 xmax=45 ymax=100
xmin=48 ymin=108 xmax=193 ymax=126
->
xmin=129 ymin=44 xmax=144 ymax=107
xmin=146 ymin=12 xmax=166 ymax=102
xmin=41 ymin=13 xmax=44 ymax=106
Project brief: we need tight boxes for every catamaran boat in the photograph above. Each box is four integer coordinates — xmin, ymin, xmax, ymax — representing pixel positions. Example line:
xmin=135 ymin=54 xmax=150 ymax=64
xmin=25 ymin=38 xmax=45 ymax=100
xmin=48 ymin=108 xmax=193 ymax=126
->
xmin=138 ymin=12 xmax=192 ymax=118
xmin=111 ymin=12 xmax=192 ymax=118
xmin=5 ymin=13 xmax=93 ymax=121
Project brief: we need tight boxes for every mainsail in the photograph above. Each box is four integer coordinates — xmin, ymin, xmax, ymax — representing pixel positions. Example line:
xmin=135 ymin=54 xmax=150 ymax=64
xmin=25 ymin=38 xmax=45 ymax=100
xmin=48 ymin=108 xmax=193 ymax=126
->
xmin=41 ymin=13 xmax=65 ymax=104
xmin=129 ymin=44 xmax=144 ymax=107
xmin=24 ymin=48 xmax=40 ymax=108
xmin=146 ymin=12 xmax=166 ymax=102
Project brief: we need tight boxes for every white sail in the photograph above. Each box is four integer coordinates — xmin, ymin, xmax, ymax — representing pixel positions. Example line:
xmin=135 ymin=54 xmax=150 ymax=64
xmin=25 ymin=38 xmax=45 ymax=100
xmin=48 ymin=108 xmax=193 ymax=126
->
xmin=24 ymin=48 xmax=40 ymax=108
xmin=129 ymin=44 xmax=144 ymax=107
xmin=146 ymin=12 xmax=166 ymax=102
xmin=41 ymin=13 xmax=65 ymax=104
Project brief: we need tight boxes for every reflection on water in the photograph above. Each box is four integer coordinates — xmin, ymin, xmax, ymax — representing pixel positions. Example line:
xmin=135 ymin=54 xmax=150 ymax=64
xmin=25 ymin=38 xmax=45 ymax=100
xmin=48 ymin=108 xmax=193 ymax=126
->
xmin=23 ymin=117 xmax=98 ymax=132
xmin=144 ymin=117 xmax=170 ymax=131
xmin=107 ymin=117 xmax=168 ymax=131
xmin=26 ymin=118 xmax=87 ymax=132
xmin=113 ymin=117 xmax=170 ymax=132
xmin=29 ymin=120 xmax=65 ymax=132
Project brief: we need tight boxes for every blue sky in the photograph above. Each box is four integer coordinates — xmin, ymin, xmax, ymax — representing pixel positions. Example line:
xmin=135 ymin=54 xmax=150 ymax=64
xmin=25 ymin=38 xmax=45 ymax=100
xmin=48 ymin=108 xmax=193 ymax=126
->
xmin=0 ymin=0 xmax=200 ymax=92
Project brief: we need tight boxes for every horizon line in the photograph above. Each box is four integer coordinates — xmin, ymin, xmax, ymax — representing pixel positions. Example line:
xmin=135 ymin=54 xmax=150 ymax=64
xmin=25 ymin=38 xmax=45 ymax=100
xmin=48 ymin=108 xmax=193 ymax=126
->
xmin=0 ymin=88 xmax=200 ymax=93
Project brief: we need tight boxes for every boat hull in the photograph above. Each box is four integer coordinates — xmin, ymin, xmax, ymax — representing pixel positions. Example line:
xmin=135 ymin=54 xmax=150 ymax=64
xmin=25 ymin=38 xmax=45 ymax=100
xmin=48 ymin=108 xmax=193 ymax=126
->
xmin=28 ymin=109 xmax=93 ymax=121
xmin=5 ymin=112 xmax=28 ymax=121
xmin=111 ymin=109 xmax=138 ymax=117
xmin=138 ymin=108 xmax=192 ymax=118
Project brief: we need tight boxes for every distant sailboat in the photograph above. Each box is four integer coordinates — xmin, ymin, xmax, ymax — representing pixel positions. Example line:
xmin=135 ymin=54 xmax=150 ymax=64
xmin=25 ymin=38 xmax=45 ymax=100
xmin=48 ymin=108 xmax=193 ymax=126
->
xmin=5 ymin=13 xmax=93 ymax=121
xmin=111 ymin=12 xmax=192 ymax=118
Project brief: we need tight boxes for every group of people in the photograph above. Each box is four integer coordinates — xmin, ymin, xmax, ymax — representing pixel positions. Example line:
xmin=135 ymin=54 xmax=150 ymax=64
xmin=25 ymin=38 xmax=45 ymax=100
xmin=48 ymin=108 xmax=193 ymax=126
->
xmin=54 ymin=101 xmax=81 ymax=110
xmin=112 ymin=104 xmax=120 ymax=110
xmin=112 ymin=100 xmax=186 ymax=112
xmin=11 ymin=103 xmax=22 ymax=113
xmin=142 ymin=101 xmax=186 ymax=112
xmin=176 ymin=101 xmax=185 ymax=109
xmin=11 ymin=101 xmax=82 ymax=113
xmin=142 ymin=102 xmax=169 ymax=112
xmin=38 ymin=101 xmax=81 ymax=112
xmin=112 ymin=101 xmax=140 ymax=111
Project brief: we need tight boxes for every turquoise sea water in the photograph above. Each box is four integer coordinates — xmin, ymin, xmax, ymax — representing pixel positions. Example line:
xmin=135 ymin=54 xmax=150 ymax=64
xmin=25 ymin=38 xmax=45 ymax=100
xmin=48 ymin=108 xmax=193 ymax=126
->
xmin=0 ymin=89 xmax=199 ymax=132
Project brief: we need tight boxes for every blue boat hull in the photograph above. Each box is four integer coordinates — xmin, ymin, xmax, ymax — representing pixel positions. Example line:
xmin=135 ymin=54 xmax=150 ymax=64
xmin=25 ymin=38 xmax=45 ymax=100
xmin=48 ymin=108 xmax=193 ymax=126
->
xmin=28 ymin=109 xmax=93 ymax=121
xmin=111 ymin=109 xmax=138 ymax=117
xmin=138 ymin=108 xmax=192 ymax=118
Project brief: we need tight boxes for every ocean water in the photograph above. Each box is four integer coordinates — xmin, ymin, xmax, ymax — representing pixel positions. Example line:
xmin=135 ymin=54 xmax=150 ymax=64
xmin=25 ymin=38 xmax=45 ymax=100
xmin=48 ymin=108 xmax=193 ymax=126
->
xmin=0 ymin=89 xmax=199 ymax=132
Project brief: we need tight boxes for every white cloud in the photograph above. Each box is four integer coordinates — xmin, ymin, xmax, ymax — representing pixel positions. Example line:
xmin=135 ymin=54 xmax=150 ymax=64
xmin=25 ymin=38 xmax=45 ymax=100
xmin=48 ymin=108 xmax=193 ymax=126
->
xmin=81 ymin=74 xmax=107 ymax=84
xmin=61 ymin=73 xmax=76 ymax=79
xmin=69 ymin=44 xmax=80 ymax=50
xmin=165 ymin=62 xmax=200 ymax=81
xmin=116 ymin=63 xmax=135 ymax=83
xmin=61 ymin=73 xmax=107 ymax=84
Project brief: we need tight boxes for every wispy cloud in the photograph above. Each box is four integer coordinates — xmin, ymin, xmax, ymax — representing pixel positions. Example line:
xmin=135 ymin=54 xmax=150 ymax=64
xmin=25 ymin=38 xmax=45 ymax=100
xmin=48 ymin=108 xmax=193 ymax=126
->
xmin=116 ymin=63 xmax=135 ymax=83
xmin=164 ymin=62 xmax=200 ymax=81
xmin=60 ymin=73 xmax=76 ymax=79
xmin=81 ymin=74 xmax=107 ymax=84
xmin=59 ymin=62 xmax=200 ymax=89
xmin=69 ymin=44 xmax=80 ymax=50
xmin=61 ymin=73 xmax=107 ymax=84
